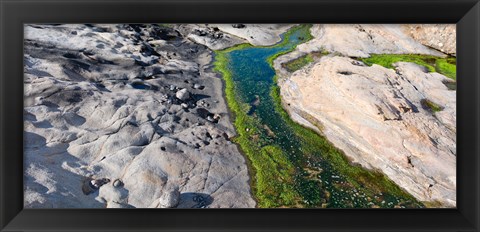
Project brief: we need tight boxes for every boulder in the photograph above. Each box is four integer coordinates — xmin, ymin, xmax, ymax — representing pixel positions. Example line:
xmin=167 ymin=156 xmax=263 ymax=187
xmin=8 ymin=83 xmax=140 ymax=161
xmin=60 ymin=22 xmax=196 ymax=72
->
xmin=148 ymin=184 xmax=180 ymax=208
xmin=158 ymin=186 xmax=180 ymax=208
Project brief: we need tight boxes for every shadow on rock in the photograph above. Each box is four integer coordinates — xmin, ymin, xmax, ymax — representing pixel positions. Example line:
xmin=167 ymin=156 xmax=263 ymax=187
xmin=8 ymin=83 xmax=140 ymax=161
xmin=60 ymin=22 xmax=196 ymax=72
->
xmin=177 ymin=192 xmax=213 ymax=208
xmin=24 ymin=133 xmax=106 ymax=208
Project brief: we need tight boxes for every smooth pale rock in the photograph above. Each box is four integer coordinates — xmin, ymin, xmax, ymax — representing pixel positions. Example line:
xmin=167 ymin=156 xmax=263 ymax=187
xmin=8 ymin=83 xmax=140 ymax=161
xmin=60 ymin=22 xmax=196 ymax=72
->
xmin=301 ymin=24 xmax=444 ymax=57
xmin=106 ymin=201 xmax=129 ymax=208
xmin=175 ymin=88 xmax=190 ymax=101
xmin=279 ymin=56 xmax=456 ymax=207
xmin=99 ymin=183 xmax=128 ymax=204
xmin=209 ymin=24 xmax=294 ymax=46
xmin=174 ymin=24 xmax=245 ymax=50
xmin=273 ymin=24 xmax=446 ymax=78
xmin=174 ymin=24 xmax=293 ymax=50
xmin=23 ymin=24 xmax=255 ymax=208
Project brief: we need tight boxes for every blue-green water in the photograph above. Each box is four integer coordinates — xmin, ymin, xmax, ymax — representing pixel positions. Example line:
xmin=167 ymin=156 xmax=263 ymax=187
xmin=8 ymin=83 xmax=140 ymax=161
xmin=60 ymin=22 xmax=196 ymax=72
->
xmin=229 ymin=31 xmax=305 ymax=156
xmin=220 ymin=25 xmax=422 ymax=208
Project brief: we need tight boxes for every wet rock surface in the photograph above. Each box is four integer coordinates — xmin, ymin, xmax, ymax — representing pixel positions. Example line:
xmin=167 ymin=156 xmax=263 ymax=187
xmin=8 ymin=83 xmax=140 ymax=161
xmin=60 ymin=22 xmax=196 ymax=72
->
xmin=275 ymin=24 xmax=456 ymax=207
xmin=23 ymin=24 xmax=255 ymax=208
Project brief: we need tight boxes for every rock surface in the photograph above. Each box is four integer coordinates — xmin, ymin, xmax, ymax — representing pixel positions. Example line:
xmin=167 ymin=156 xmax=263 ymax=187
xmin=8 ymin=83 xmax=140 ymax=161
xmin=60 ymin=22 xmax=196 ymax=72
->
xmin=173 ymin=24 xmax=293 ymax=50
xmin=149 ymin=183 xmax=180 ymax=208
xmin=208 ymin=24 xmax=293 ymax=46
xmin=403 ymin=24 xmax=456 ymax=56
xmin=279 ymin=56 xmax=456 ymax=207
xmin=23 ymin=24 xmax=255 ymax=208
xmin=273 ymin=24 xmax=447 ymax=78
xmin=301 ymin=24 xmax=444 ymax=57
xmin=174 ymin=24 xmax=245 ymax=50
xmin=275 ymin=24 xmax=456 ymax=207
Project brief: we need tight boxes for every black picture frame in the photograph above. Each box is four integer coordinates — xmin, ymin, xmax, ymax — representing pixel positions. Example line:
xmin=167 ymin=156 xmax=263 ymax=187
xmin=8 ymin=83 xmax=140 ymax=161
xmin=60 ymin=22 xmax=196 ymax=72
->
xmin=1 ymin=0 xmax=479 ymax=231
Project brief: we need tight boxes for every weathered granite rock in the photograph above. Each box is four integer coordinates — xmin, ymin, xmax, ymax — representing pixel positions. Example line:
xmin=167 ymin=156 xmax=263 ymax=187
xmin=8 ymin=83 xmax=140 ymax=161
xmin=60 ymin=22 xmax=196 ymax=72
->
xmin=273 ymin=24 xmax=446 ymax=78
xmin=208 ymin=24 xmax=293 ymax=46
xmin=148 ymin=183 xmax=180 ymax=208
xmin=23 ymin=24 xmax=255 ymax=208
xmin=174 ymin=24 xmax=245 ymax=50
xmin=304 ymin=24 xmax=444 ymax=57
xmin=403 ymin=24 xmax=456 ymax=56
xmin=173 ymin=24 xmax=293 ymax=50
xmin=279 ymin=56 xmax=456 ymax=207
xmin=273 ymin=26 xmax=456 ymax=207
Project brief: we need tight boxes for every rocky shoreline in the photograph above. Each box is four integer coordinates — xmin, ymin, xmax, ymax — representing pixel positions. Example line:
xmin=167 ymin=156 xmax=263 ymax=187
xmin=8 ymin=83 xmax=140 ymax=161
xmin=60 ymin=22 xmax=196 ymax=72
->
xmin=24 ymin=24 xmax=456 ymax=208
xmin=24 ymin=24 xmax=277 ymax=208
xmin=275 ymin=24 xmax=456 ymax=207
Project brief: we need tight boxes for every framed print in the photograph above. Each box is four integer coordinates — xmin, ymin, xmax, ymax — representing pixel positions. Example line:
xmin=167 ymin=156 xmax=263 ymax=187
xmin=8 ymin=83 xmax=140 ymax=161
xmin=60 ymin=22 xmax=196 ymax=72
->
xmin=1 ymin=0 xmax=479 ymax=231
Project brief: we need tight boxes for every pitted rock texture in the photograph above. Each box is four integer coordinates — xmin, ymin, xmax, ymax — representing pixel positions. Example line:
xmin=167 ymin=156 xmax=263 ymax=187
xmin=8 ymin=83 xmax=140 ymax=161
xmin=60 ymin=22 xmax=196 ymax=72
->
xmin=403 ymin=24 xmax=456 ymax=56
xmin=174 ymin=24 xmax=293 ymax=50
xmin=23 ymin=24 xmax=255 ymax=208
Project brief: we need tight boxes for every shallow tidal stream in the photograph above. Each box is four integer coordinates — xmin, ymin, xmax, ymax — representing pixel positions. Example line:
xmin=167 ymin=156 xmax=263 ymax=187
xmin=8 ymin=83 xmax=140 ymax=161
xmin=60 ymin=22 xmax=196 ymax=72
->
xmin=215 ymin=25 xmax=423 ymax=208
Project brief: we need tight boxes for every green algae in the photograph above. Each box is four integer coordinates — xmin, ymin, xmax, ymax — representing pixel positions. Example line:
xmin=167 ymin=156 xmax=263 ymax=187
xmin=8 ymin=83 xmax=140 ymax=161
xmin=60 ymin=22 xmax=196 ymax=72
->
xmin=214 ymin=25 xmax=424 ymax=208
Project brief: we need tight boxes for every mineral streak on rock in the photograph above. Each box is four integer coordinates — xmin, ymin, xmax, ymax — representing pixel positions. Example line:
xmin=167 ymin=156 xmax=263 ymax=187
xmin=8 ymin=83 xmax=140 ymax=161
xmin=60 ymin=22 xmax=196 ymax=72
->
xmin=23 ymin=24 xmax=255 ymax=208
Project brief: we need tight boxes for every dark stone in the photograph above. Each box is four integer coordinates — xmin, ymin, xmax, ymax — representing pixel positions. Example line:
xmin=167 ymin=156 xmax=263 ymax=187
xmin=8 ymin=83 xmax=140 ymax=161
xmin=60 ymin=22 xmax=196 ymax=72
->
xmin=232 ymin=24 xmax=246 ymax=29
xmin=113 ymin=179 xmax=124 ymax=188
xmin=338 ymin=71 xmax=354 ymax=75
xmin=63 ymin=53 xmax=80 ymax=59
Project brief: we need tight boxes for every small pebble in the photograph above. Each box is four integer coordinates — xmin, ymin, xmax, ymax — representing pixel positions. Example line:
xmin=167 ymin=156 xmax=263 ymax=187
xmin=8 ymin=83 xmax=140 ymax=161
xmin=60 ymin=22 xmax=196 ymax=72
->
xmin=207 ymin=115 xmax=215 ymax=122
xmin=113 ymin=179 xmax=123 ymax=188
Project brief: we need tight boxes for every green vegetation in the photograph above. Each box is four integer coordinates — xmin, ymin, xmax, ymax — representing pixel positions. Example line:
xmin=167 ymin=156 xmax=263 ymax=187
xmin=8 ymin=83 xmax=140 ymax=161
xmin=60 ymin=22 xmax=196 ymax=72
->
xmin=214 ymin=47 xmax=301 ymax=207
xmin=270 ymin=84 xmax=420 ymax=203
xmin=359 ymin=54 xmax=456 ymax=80
xmin=282 ymin=54 xmax=314 ymax=72
xmin=213 ymin=25 xmax=313 ymax=207
xmin=435 ymin=58 xmax=456 ymax=80
xmin=421 ymin=99 xmax=444 ymax=113
xmin=443 ymin=80 xmax=457 ymax=91
xmin=214 ymin=25 xmax=423 ymax=208
xmin=423 ymin=200 xmax=445 ymax=208
xmin=265 ymin=25 xmax=314 ymax=67
xmin=281 ymin=50 xmax=329 ymax=72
